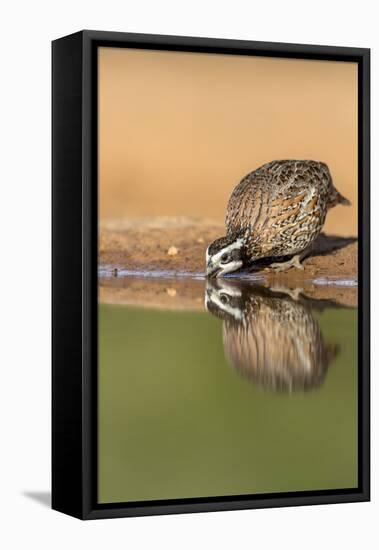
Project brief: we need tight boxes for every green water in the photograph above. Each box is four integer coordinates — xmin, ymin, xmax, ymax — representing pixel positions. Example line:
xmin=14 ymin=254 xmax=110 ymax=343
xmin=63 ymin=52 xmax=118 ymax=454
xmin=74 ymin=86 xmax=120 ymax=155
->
xmin=98 ymin=289 xmax=357 ymax=504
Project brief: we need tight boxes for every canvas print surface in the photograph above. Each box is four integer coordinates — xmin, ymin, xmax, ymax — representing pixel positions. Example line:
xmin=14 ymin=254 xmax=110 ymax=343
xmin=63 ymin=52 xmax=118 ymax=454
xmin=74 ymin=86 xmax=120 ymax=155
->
xmin=97 ymin=47 xmax=358 ymax=504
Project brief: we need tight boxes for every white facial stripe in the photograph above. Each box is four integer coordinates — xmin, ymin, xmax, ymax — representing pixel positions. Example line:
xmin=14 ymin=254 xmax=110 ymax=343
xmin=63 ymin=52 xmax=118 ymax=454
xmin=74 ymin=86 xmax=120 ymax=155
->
xmin=211 ymin=238 xmax=243 ymax=265
xmin=215 ymin=282 xmax=242 ymax=297
xmin=207 ymin=291 xmax=243 ymax=321
xmin=216 ymin=261 xmax=243 ymax=277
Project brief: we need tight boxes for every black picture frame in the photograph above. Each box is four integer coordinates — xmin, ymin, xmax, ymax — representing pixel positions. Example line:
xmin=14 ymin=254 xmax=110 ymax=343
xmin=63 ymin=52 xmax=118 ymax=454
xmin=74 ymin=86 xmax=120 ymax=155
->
xmin=52 ymin=30 xmax=370 ymax=520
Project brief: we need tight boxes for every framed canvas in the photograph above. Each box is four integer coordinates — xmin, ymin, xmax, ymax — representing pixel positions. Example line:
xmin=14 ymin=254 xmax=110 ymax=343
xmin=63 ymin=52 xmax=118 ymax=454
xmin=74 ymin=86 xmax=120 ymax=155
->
xmin=52 ymin=30 xmax=370 ymax=520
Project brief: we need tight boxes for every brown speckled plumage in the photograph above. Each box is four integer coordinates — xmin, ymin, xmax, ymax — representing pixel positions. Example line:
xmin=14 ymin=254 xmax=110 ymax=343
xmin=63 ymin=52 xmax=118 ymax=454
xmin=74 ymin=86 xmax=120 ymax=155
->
xmin=225 ymin=159 xmax=349 ymax=261
xmin=205 ymin=280 xmax=339 ymax=392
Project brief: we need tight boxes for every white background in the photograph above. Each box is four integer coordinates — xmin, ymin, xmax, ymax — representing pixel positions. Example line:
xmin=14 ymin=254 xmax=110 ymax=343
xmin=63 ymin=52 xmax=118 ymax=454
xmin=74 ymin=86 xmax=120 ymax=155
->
xmin=0 ymin=1 xmax=377 ymax=548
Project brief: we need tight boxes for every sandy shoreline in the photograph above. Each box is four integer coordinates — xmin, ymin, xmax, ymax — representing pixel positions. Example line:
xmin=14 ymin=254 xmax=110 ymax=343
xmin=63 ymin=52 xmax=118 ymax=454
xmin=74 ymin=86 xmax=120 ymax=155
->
xmin=98 ymin=217 xmax=357 ymax=308
xmin=99 ymin=276 xmax=357 ymax=310
xmin=99 ymin=217 xmax=357 ymax=278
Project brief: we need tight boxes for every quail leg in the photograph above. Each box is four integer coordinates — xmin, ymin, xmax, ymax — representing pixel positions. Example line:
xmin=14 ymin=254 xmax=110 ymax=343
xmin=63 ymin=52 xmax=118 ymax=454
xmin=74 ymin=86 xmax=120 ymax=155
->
xmin=269 ymin=254 xmax=305 ymax=272
xmin=270 ymin=285 xmax=304 ymax=300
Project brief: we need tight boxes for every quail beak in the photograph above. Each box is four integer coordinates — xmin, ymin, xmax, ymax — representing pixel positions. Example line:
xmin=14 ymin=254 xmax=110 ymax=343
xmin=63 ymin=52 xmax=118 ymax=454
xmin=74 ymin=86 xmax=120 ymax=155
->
xmin=206 ymin=261 xmax=222 ymax=278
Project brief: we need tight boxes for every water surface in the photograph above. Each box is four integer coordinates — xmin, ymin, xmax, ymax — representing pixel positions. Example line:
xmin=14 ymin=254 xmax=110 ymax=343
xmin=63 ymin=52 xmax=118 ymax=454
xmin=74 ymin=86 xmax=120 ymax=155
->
xmin=98 ymin=278 xmax=357 ymax=504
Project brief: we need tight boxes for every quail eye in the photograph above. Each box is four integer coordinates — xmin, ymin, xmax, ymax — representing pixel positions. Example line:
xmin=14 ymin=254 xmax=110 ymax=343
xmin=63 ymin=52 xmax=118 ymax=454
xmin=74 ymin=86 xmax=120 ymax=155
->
xmin=220 ymin=293 xmax=229 ymax=304
xmin=221 ymin=253 xmax=230 ymax=264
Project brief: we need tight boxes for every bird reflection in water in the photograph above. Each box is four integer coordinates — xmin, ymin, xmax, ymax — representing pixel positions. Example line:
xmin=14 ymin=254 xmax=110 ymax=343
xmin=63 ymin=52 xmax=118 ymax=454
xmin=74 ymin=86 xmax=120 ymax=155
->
xmin=205 ymin=279 xmax=339 ymax=393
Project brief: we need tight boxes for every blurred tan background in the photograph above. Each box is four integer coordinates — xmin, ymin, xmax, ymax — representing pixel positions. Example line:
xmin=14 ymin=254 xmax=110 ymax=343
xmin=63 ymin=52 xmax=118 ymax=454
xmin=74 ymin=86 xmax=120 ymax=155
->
xmin=99 ymin=47 xmax=358 ymax=236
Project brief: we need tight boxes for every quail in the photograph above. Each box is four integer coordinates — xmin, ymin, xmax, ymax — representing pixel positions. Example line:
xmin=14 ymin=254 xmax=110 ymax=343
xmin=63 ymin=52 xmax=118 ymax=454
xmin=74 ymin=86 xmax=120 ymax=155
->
xmin=206 ymin=160 xmax=350 ymax=277
xmin=205 ymin=279 xmax=339 ymax=392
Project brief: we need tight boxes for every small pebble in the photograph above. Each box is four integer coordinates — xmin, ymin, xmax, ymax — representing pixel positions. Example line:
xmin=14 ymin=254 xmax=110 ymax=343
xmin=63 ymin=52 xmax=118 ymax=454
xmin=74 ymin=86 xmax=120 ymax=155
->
xmin=167 ymin=246 xmax=179 ymax=256
xmin=166 ymin=288 xmax=177 ymax=297
xmin=197 ymin=237 xmax=205 ymax=244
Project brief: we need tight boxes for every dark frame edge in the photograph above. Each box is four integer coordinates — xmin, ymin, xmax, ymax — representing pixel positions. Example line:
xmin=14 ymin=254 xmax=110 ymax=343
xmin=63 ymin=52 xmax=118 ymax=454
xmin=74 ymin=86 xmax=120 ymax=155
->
xmin=83 ymin=29 xmax=369 ymax=59
xmin=358 ymin=47 xmax=370 ymax=502
xmin=52 ymin=31 xmax=86 ymax=520
xmin=84 ymin=495 xmax=369 ymax=520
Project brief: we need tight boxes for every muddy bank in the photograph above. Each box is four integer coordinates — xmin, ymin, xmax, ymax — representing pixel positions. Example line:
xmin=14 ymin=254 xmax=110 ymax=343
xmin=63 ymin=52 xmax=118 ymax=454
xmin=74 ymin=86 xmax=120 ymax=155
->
xmin=99 ymin=217 xmax=357 ymax=308
xmin=99 ymin=276 xmax=357 ymax=310
xmin=100 ymin=276 xmax=205 ymax=311
xmin=99 ymin=216 xmax=357 ymax=278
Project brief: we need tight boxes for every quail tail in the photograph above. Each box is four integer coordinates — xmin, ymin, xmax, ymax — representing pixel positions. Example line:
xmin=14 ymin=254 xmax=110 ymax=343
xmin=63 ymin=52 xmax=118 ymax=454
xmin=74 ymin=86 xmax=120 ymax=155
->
xmin=328 ymin=188 xmax=351 ymax=208
xmin=336 ymin=191 xmax=351 ymax=206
